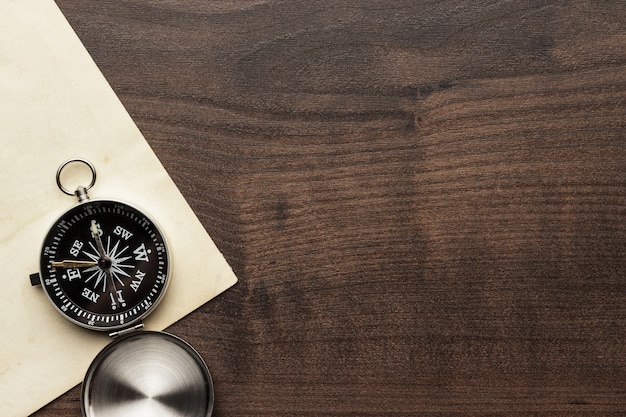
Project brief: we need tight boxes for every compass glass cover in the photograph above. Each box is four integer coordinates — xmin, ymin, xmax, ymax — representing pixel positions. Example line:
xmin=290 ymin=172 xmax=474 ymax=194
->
xmin=39 ymin=200 xmax=169 ymax=330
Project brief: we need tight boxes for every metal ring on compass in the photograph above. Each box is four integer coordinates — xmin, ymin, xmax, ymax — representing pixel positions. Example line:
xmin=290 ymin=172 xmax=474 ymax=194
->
xmin=56 ymin=158 xmax=97 ymax=196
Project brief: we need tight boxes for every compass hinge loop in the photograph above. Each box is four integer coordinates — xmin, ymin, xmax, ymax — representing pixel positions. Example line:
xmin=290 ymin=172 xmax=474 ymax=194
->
xmin=74 ymin=186 xmax=90 ymax=203
xmin=109 ymin=323 xmax=144 ymax=338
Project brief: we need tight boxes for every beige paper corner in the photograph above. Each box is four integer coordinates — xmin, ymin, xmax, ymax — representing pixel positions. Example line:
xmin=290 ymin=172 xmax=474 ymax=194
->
xmin=0 ymin=1 xmax=237 ymax=416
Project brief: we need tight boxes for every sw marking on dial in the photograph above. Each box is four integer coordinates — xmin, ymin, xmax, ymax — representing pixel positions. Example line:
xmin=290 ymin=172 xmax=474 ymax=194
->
xmin=40 ymin=200 xmax=169 ymax=330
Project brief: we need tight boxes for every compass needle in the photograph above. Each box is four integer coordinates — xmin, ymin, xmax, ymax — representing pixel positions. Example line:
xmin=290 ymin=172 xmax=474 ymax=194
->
xmin=90 ymin=220 xmax=99 ymax=237
xmin=90 ymin=220 xmax=107 ymax=259
xmin=51 ymin=260 xmax=99 ymax=268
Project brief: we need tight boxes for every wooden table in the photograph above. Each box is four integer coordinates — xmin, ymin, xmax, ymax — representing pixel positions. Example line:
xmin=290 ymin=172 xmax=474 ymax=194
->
xmin=34 ymin=1 xmax=625 ymax=415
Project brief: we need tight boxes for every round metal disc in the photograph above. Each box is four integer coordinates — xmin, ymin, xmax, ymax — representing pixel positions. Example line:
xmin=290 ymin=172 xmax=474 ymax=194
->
xmin=82 ymin=331 xmax=214 ymax=417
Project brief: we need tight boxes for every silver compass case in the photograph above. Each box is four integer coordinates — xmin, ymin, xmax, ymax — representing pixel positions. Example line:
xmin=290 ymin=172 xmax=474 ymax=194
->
xmin=36 ymin=159 xmax=215 ymax=417
xmin=82 ymin=331 xmax=214 ymax=417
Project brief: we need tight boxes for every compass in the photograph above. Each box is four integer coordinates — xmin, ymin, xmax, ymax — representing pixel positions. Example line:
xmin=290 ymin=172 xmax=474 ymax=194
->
xmin=31 ymin=158 xmax=170 ymax=331
xmin=29 ymin=158 xmax=214 ymax=417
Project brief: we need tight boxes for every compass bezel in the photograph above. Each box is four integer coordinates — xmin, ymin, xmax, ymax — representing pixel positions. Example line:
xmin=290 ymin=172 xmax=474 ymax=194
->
xmin=38 ymin=199 xmax=171 ymax=331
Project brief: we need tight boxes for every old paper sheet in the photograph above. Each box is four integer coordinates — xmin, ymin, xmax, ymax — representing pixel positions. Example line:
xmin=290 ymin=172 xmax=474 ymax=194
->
xmin=0 ymin=1 xmax=238 ymax=416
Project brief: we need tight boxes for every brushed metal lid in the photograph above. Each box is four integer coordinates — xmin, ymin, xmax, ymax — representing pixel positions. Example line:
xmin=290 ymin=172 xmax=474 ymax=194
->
xmin=82 ymin=331 xmax=214 ymax=417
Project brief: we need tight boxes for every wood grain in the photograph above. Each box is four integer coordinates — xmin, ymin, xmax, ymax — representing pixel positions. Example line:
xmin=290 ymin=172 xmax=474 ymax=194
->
xmin=34 ymin=1 xmax=625 ymax=415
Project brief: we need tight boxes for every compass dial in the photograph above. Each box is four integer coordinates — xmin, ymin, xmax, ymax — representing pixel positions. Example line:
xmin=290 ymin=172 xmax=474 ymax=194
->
xmin=39 ymin=200 xmax=170 ymax=331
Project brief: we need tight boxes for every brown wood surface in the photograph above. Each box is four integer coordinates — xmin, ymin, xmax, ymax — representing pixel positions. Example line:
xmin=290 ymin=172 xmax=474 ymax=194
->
xmin=33 ymin=1 xmax=625 ymax=416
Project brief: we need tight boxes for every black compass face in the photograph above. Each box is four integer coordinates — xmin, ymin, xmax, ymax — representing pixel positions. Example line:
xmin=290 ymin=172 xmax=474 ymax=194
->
xmin=39 ymin=200 xmax=169 ymax=330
